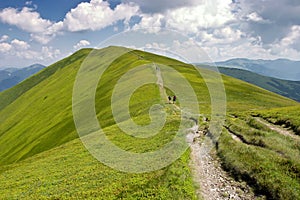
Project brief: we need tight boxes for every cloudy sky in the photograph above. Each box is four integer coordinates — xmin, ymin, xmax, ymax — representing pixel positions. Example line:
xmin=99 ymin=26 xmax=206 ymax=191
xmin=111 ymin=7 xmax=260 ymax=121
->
xmin=0 ymin=0 xmax=299 ymax=68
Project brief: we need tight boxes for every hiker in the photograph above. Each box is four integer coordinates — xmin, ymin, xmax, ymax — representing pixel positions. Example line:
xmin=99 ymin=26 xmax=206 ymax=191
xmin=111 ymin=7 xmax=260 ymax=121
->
xmin=173 ymin=95 xmax=176 ymax=103
xmin=168 ymin=96 xmax=172 ymax=103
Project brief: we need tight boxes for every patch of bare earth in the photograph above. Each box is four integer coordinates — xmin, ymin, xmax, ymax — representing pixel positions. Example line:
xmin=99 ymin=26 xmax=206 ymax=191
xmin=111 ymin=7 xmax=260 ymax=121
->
xmin=255 ymin=118 xmax=299 ymax=141
xmin=188 ymin=130 xmax=259 ymax=200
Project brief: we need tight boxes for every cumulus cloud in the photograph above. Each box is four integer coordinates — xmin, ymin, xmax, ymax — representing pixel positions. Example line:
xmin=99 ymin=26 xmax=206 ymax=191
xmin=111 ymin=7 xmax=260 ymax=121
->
xmin=280 ymin=25 xmax=300 ymax=49
xmin=0 ymin=38 xmax=60 ymax=61
xmin=269 ymin=25 xmax=300 ymax=58
xmin=134 ymin=0 xmax=235 ymax=34
xmin=0 ymin=35 xmax=9 ymax=42
xmin=0 ymin=7 xmax=63 ymax=44
xmin=40 ymin=46 xmax=61 ymax=60
xmin=235 ymin=0 xmax=300 ymax=44
xmin=122 ymin=0 xmax=200 ymax=13
xmin=245 ymin=12 xmax=270 ymax=23
xmin=133 ymin=13 xmax=164 ymax=33
xmin=74 ymin=40 xmax=91 ymax=49
xmin=11 ymin=39 xmax=30 ymax=50
xmin=62 ymin=0 xmax=139 ymax=32
xmin=0 ymin=39 xmax=30 ymax=53
xmin=0 ymin=0 xmax=140 ymax=43
xmin=0 ymin=7 xmax=52 ymax=33
xmin=0 ymin=42 xmax=12 ymax=53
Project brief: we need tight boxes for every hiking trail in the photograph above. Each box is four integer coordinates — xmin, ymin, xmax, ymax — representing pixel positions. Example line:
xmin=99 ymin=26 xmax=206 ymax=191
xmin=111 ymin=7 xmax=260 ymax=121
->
xmin=255 ymin=117 xmax=299 ymax=141
xmin=153 ymin=64 xmax=257 ymax=200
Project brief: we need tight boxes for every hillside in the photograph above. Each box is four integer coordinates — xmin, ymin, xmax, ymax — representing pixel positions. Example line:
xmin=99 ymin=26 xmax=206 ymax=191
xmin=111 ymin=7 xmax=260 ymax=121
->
xmin=215 ymin=58 xmax=300 ymax=81
xmin=0 ymin=46 xmax=298 ymax=199
xmin=219 ymin=67 xmax=300 ymax=102
xmin=0 ymin=64 xmax=45 ymax=92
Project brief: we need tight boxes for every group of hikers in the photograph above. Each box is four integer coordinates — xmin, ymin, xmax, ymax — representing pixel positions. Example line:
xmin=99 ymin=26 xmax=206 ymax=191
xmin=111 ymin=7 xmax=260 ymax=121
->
xmin=168 ymin=95 xmax=176 ymax=104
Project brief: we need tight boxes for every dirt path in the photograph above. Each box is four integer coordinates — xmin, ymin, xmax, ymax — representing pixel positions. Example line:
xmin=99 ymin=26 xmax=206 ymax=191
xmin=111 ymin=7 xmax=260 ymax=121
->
xmin=153 ymin=63 xmax=169 ymax=102
xmin=154 ymin=64 xmax=257 ymax=200
xmin=188 ymin=131 xmax=257 ymax=200
xmin=255 ymin=118 xmax=299 ymax=141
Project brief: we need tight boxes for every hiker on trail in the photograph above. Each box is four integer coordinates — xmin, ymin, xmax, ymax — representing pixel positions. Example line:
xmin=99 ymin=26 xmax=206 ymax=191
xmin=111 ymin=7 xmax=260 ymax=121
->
xmin=168 ymin=96 xmax=172 ymax=103
xmin=173 ymin=95 xmax=176 ymax=103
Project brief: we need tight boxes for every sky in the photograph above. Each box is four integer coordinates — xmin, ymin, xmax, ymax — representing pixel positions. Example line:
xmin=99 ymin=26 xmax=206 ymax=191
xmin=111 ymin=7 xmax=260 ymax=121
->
xmin=0 ymin=0 xmax=299 ymax=68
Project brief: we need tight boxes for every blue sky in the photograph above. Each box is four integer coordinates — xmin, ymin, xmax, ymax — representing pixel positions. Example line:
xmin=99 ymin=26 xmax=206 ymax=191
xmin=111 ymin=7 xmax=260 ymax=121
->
xmin=0 ymin=0 xmax=299 ymax=68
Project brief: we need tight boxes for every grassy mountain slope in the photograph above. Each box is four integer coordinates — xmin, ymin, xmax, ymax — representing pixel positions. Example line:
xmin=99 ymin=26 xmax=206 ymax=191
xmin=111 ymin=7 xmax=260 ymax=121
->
xmin=0 ymin=49 xmax=93 ymax=165
xmin=0 ymin=131 xmax=196 ymax=199
xmin=0 ymin=47 xmax=296 ymax=166
xmin=219 ymin=67 xmax=300 ymax=102
xmin=218 ymin=106 xmax=300 ymax=199
xmin=0 ymin=46 xmax=298 ymax=199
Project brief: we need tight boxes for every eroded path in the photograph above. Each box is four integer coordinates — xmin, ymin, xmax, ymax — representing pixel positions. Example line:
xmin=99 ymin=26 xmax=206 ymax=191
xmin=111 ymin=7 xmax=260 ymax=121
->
xmin=188 ymin=133 xmax=257 ymax=200
xmin=255 ymin=117 xmax=300 ymax=141
xmin=154 ymin=64 xmax=257 ymax=200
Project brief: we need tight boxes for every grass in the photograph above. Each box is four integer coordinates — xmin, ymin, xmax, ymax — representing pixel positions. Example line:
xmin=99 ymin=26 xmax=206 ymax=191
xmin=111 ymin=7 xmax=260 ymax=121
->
xmin=218 ymin=113 xmax=300 ymax=199
xmin=251 ymin=105 xmax=300 ymax=135
xmin=0 ymin=137 xmax=197 ymax=199
xmin=0 ymin=46 xmax=299 ymax=199
xmin=0 ymin=47 xmax=199 ymax=199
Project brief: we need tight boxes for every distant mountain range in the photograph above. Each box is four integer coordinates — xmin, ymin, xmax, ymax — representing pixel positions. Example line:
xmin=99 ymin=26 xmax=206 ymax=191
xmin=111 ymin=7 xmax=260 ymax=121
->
xmin=214 ymin=58 xmax=300 ymax=81
xmin=0 ymin=64 xmax=45 ymax=92
xmin=219 ymin=67 xmax=300 ymax=102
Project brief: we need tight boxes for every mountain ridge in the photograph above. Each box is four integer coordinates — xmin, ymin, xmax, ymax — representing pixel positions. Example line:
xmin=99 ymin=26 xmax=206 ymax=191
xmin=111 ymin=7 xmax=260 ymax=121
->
xmin=219 ymin=67 xmax=300 ymax=102
xmin=0 ymin=64 xmax=45 ymax=92
xmin=0 ymin=47 xmax=299 ymax=199
xmin=0 ymin=46 xmax=297 ymax=166
xmin=213 ymin=58 xmax=300 ymax=81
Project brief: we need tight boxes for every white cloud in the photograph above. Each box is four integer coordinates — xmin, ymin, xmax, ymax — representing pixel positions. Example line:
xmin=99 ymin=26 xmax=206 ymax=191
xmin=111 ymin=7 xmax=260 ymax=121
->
xmin=0 ymin=37 xmax=60 ymax=61
xmin=122 ymin=0 xmax=198 ymax=13
xmin=11 ymin=39 xmax=30 ymax=50
xmin=198 ymin=26 xmax=245 ymax=45
xmin=134 ymin=0 xmax=234 ymax=34
xmin=40 ymin=46 xmax=61 ymax=60
xmin=0 ymin=7 xmax=62 ymax=44
xmin=167 ymin=0 xmax=234 ymax=32
xmin=280 ymin=25 xmax=300 ymax=47
xmin=0 ymin=42 xmax=12 ymax=53
xmin=62 ymin=0 xmax=139 ymax=32
xmin=0 ymin=39 xmax=30 ymax=53
xmin=0 ymin=35 xmax=9 ymax=42
xmin=133 ymin=13 xmax=164 ymax=33
xmin=25 ymin=1 xmax=32 ymax=5
xmin=0 ymin=7 xmax=52 ymax=33
xmin=0 ymin=39 xmax=30 ymax=55
xmin=245 ymin=12 xmax=270 ymax=23
xmin=10 ymin=46 xmax=61 ymax=61
xmin=269 ymin=25 xmax=300 ymax=59
xmin=74 ymin=40 xmax=91 ymax=49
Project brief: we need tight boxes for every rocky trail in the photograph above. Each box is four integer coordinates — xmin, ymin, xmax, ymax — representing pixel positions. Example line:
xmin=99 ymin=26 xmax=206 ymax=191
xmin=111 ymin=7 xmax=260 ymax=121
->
xmin=188 ymin=129 xmax=257 ymax=200
xmin=154 ymin=64 xmax=258 ymax=200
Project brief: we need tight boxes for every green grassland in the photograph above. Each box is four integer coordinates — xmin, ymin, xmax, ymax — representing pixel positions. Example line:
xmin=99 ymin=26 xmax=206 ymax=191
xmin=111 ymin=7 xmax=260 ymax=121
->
xmin=218 ymin=109 xmax=300 ymax=199
xmin=0 ymin=133 xmax=196 ymax=199
xmin=252 ymin=105 xmax=300 ymax=135
xmin=0 ymin=46 xmax=299 ymax=199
